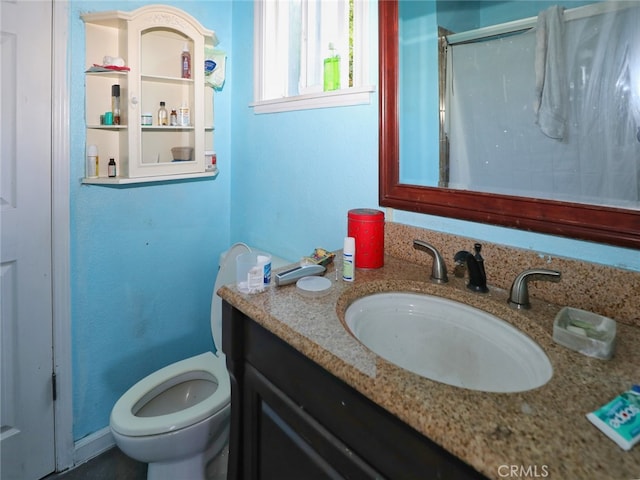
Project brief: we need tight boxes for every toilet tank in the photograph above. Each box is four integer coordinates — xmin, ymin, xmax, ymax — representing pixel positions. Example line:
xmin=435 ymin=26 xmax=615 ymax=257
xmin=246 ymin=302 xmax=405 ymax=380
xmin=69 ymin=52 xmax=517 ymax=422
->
xmin=211 ymin=244 xmax=293 ymax=353
xmin=218 ymin=245 xmax=292 ymax=271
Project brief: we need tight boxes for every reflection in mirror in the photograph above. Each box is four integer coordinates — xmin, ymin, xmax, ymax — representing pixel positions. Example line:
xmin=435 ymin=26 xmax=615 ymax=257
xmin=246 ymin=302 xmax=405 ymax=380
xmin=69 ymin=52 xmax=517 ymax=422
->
xmin=400 ymin=1 xmax=640 ymax=209
xmin=378 ymin=0 xmax=640 ymax=248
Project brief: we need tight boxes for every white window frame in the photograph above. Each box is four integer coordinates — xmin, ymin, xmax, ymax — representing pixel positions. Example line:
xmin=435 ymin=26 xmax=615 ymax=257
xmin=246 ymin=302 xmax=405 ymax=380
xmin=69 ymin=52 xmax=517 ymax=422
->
xmin=252 ymin=0 xmax=375 ymax=114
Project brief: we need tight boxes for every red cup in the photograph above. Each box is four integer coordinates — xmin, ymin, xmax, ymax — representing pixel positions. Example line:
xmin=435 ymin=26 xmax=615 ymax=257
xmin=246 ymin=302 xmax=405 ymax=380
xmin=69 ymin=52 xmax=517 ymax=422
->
xmin=347 ymin=209 xmax=385 ymax=269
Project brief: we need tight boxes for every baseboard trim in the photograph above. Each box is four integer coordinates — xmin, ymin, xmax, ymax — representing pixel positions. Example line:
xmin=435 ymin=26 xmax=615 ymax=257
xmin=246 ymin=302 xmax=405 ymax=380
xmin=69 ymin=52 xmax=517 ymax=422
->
xmin=73 ymin=427 xmax=115 ymax=466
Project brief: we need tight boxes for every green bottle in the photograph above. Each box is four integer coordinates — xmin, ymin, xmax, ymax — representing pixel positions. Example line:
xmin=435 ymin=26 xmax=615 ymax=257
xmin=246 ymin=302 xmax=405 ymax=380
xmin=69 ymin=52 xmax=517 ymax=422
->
xmin=323 ymin=43 xmax=340 ymax=92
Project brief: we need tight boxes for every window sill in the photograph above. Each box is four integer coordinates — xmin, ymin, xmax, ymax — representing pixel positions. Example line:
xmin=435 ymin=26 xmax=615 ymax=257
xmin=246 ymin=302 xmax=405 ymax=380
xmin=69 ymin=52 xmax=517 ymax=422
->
xmin=250 ymin=85 xmax=376 ymax=114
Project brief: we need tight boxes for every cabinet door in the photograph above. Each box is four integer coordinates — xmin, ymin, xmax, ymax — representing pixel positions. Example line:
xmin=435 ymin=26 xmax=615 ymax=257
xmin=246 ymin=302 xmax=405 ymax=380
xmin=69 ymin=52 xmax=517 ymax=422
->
xmin=243 ymin=365 xmax=383 ymax=480
xmin=127 ymin=10 xmax=206 ymax=177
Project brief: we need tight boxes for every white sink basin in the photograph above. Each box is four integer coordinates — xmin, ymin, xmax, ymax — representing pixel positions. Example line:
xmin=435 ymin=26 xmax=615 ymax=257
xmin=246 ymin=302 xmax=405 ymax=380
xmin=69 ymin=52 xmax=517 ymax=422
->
xmin=344 ymin=292 xmax=552 ymax=393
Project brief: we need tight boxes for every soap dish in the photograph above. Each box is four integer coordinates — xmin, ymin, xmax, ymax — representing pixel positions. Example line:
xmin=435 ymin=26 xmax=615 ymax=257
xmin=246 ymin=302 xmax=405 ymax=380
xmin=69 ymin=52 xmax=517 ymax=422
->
xmin=553 ymin=307 xmax=616 ymax=360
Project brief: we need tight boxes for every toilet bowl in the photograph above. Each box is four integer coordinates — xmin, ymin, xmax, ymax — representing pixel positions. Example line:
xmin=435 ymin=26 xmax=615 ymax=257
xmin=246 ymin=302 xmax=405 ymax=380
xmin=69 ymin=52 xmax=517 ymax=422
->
xmin=110 ymin=352 xmax=231 ymax=479
xmin=110 ymin=243 xmax=291 ymax=480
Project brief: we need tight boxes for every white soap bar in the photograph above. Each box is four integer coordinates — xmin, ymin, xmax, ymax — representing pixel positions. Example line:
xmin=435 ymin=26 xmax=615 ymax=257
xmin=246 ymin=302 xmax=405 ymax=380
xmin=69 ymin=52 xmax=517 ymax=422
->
xmin=566 ymin=325 xmax=587 ymax=336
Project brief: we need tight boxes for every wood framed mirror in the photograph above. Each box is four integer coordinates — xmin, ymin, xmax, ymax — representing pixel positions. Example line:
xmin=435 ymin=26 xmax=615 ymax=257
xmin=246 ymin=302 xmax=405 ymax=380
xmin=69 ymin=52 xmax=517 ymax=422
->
xmin=378 ymin=0 xmax=639 ymax=249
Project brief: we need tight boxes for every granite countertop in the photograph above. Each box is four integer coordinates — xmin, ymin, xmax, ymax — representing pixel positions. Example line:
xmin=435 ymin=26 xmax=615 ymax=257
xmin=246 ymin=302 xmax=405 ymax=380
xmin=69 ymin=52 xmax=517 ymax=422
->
xmin=218 ymin=254 xmax=640 ymax=480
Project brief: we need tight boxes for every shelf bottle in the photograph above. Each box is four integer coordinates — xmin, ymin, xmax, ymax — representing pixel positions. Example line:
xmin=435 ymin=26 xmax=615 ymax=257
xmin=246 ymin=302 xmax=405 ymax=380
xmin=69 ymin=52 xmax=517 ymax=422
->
xmin=181 ymin=43 xmax=191 ymax=79
xmin=86 ymin=144 xmax=99 ymax=178
xmin=108 ymin=158 xmax=117 ymax=177
xmin=158 ymin=101 xmax=168 ymax=126
xmin=111 ymin=84 xmax=121 ymax=125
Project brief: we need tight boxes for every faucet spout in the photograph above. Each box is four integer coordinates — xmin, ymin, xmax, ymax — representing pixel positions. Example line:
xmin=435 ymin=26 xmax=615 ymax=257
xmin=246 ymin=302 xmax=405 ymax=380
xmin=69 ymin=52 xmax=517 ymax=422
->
xmin=413 ymin=240 xmax=448 ymax=284
xmin=508 ymin=269 xmax=561 ymax=309
xmin=454 ymin=250 xmax=488 ymax=293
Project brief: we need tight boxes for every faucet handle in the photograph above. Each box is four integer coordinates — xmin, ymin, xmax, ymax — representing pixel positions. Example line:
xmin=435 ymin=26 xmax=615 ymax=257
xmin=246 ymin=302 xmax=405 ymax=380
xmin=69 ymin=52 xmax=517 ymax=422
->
xmin=508 ymin=269 xmax=561 ymax=309
xmin=413 ymin=240 xmax=448 ymax=284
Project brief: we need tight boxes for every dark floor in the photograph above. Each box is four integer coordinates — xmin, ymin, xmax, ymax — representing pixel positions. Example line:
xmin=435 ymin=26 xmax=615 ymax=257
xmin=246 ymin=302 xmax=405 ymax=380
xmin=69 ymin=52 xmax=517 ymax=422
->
xmin=45 ymin=448 xmax=147 ymax=480
xmin=45 ymin=445 xmax=228 ymax=480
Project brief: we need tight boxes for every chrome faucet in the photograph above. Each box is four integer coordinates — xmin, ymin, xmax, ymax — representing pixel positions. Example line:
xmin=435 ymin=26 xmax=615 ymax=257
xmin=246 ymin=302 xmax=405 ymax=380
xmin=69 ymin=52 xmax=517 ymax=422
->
xmin=413 ymin=240 xmax=448 ymax=284
xmin=508 ymin=269 xmax=561 ymax=309
xmin=454 ymin=243 xmax=489 ymax=293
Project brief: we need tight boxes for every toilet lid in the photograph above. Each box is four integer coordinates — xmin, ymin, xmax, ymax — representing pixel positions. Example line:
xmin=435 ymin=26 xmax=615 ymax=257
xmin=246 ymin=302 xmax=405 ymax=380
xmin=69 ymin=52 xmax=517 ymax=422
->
xmin=211 ymin=243 xmax=250 ymax=350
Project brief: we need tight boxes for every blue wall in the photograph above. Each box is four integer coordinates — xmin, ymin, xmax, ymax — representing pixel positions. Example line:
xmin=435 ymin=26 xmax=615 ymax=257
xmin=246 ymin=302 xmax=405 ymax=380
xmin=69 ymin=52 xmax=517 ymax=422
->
xmin=401 ymin=0 xmax=598 ymax=186
xmin=69 ymin=0 xmax=639 ymax=443
xmin=69 ymin=1 xmax=232 ymax=440
xmin=229 ymin=0 xmax=380 ymax=261
xmin=399 ymin=0 xmax=440 ymax=185
xmin=230 ymin=0 xmax=639 ymax=273
xmin=435 ymin=1 xmax=596 ymax=32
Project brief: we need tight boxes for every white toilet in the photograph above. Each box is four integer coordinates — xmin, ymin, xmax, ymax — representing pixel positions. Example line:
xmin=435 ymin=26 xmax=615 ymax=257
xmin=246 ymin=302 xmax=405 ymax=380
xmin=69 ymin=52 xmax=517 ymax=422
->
xmin=110 ymin=243 xmax=290 ymax=479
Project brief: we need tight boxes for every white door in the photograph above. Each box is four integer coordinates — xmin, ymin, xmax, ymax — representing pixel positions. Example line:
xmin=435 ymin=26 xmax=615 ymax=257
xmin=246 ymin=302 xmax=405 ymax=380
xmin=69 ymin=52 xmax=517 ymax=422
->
xmin=1 ymin=1 xmax=56 ymax=479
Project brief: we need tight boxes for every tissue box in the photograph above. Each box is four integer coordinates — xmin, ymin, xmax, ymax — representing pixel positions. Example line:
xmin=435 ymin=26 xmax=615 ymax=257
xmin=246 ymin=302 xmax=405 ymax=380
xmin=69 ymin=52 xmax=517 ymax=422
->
xmin=553 ymin=306 xmax=616 ymax=359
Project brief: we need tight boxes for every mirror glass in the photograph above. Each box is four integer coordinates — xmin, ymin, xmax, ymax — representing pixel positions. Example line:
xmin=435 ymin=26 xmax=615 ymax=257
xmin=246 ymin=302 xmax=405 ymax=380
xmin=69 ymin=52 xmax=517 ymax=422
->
xmin=398 ymin=0 xmax=640 ymax=210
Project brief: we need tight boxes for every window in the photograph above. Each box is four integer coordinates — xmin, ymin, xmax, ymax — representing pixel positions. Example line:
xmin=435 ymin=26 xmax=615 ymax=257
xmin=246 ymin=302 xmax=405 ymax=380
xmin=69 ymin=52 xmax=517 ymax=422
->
xmin=253 ymin=0 xmax=374 ymax=113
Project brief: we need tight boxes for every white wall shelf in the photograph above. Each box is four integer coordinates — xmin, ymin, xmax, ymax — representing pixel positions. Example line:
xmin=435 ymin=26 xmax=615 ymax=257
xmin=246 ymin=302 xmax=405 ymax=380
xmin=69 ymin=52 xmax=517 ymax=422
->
xmin=82 ymin=5 xmax=217 ymax=184
xmin=82 ymin=168 xmax=218 ymax=186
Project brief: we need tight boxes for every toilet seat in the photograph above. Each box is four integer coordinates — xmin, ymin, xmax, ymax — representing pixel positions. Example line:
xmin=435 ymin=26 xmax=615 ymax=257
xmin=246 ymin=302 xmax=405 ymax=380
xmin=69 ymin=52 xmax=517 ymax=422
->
xmin=110 ymin=351 xmax=230 ymax=437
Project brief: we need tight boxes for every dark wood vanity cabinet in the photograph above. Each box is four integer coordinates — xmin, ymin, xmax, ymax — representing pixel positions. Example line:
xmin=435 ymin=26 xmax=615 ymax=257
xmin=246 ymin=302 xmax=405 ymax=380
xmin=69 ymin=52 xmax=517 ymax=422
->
xmin=222 ymin=301 xmax=488 ymax=480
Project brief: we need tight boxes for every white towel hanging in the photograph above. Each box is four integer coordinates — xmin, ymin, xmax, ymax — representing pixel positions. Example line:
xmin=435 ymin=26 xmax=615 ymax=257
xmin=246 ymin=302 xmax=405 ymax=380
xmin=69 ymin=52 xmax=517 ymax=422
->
xmin=534 ymin=6 xmax=568 ymax=140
